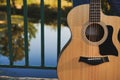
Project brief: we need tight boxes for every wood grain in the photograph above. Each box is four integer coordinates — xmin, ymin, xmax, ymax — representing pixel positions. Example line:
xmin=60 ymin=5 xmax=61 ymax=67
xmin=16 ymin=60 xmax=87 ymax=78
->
xmin=57 ymin=4 xmax=120 ymax=80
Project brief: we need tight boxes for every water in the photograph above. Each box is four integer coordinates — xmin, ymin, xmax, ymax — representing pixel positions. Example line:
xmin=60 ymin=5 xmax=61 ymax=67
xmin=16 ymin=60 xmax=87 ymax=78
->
xmin=0 ymin=23 xmax=71 ymax=78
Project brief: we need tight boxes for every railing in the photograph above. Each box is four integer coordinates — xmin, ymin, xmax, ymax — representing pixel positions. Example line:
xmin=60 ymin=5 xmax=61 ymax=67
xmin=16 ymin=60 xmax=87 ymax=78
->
xmin=0 ymin=0 xmax=62 ymax=70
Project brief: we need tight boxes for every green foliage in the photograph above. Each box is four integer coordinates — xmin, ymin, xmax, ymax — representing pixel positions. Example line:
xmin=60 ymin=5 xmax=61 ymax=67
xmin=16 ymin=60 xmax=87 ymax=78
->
xmin=101 ymin=0 xmax=111 ymax=15
xmin=0 ymin=15 xmax=37 ymax=61
xmin=65 ymin=0 xmax=72 ymax=2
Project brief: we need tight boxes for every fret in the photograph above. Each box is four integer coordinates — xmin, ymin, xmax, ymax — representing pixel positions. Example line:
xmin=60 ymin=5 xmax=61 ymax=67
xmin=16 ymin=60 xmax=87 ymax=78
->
xmin=90 ymin=18 xmax=101 ymax=20
xmin=89 ymin=0 xmax=101 ymax=22
xmin=90 ymin=19 xmax=100 ymax=21
xmin=90 ymin=1 xmax=100 ymax=3
xmin=89 ymin=19 xmax=100 ymax=21
xmin=90 ymin=14 xmax=100 ymax=16
xmin=90 ymin=8 xmax=100 ymax=11
xmin=89 ymin=19 xmax=100 ymax=22
xmin=90 ymin=0 xmax=100 ymax=2
xmin=90 ymin=13 xmax=100 ymax=15
xmin=90 ymin=4 xmax=100 ymax=7
xmin=90 ymin=6 xmax=101 ymax=10
xmin=90 ymin=17 xmax=100 ymax=19
xmin=90 ymin=3 xmax=100 ymax=4
xmin=90 ymin=16 xmax=100 ymax=18
xmin=90 ymin=12 xmax=100 ymax=14
xmin=90 ymin=18 xmax=100 ymax=20
xmin=90 ymin=11 xmax=100 ymax=13
xmin=90 ymin=3 xmax=101 ymax=6
xmin=90 ymin=15 xmax=100 ymax=18
xmin=90 ymin=13 xmax=100 ymax=14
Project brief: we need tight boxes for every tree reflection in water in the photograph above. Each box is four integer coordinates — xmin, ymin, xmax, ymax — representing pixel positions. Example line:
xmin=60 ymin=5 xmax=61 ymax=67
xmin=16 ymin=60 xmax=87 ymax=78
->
xmin=0 ymin=2 xmax=72 ymax=63
xmin=0 ymin=15 xmax=37 ymax=62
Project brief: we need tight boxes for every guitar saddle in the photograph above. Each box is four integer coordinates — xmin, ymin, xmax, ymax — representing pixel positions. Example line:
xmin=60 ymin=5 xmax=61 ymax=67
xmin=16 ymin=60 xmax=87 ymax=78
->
xmin=79 ymin=56 xmax=109 ymax=65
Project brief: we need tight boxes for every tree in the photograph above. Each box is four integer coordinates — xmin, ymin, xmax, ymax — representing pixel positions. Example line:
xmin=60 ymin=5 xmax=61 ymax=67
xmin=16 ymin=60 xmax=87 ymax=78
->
xmin=0 ymin=15 xmax=37 ymax=62
xmin=0 ymin=0 xmax=4 ymax=3
xmin=65 ymin=0 xmax=71 ymax=2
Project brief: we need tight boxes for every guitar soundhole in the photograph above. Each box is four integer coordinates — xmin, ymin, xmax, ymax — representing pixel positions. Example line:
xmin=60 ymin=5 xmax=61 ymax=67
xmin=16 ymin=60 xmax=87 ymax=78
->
xmin=85 ymin=23 xmax=104 ymax=42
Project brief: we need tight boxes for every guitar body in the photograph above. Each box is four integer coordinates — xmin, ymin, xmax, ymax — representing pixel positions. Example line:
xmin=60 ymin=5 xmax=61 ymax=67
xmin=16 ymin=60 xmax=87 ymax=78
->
xmin=57 ymin=4 xmax=120 ymax=80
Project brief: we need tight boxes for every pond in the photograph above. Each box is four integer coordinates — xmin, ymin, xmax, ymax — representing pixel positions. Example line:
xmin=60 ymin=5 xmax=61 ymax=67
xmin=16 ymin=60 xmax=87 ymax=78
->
xmin=0 ymin=23 xmax=71 ymax=78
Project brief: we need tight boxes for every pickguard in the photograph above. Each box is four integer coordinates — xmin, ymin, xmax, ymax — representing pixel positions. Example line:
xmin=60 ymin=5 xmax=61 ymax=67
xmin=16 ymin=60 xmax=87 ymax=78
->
xmin=99 ymin=26 xmax=118 ymax=56
xmin=118 ymin=29 xmax=120 ymax=43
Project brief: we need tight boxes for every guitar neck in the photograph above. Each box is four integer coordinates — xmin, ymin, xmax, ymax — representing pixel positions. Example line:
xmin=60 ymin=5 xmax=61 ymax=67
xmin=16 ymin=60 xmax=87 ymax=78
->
xmin=89 ymin=0 xmax=101 ymax=22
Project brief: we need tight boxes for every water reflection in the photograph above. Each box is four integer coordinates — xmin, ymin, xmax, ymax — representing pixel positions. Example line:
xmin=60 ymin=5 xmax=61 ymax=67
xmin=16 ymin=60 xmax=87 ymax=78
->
xmin=0 ymin=0 xmax=72 ymax=77
xmin=14 ymin=23 xmax=71 ymax=67
xmin=0 ymin=15 xmax=37 ymax=65
xmin=0 ymin=23 xmax=71 ymax=78
xmin=0 ymin=22 xmax=71 ymax=67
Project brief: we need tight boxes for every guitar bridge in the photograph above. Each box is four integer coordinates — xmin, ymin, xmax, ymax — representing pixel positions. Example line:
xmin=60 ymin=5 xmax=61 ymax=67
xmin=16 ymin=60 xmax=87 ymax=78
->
xmin=79 ymin=56 xmax=109 ymax=65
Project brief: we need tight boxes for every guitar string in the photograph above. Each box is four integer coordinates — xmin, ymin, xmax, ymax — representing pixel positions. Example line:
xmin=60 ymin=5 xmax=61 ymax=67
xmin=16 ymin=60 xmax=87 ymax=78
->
xmin=95 ymin=0 xmax=97 ymax=79
xmin=93 ymin=0 xmax=94 ymax=76
xmin=89 ymin=0 xmax=91 ymax=79
xmin=96 ymin=0 xmax=98 ymax=79
xmin=90 ymin=0 xmax=92 ymax=77
xmin=90 ymin=0 xmax=93 ymax=79
xmin=94 ymin=0 xmax=96 ymax=55
xmin=93 ymin=0 xmax=94 ymax=78
xmin=95 ymin=0 xmax=100 ymax=79
xmin=95 ymin=0 xmax=97 ymax=78
xmin=91 ymin=0 xmax=96 ymax=79
xmin=88 ymin=1 xmax=92 ymax=79
xmin=89 ymin=0 xmax=100 ymax=78
xmin=93 ymin=0 xmax=97 ymax=78
xmin=91 ymin=1 xmax=92 ymax=79
xmin=95 ymin=0 xmax=100 ymax=49
xmin=90 ymin=1 xmax=94 ymax=78
xmin=95 ymin=0 xmax=98 ymax=79
xmin=93 ymin=0 xmax=95 ymax=78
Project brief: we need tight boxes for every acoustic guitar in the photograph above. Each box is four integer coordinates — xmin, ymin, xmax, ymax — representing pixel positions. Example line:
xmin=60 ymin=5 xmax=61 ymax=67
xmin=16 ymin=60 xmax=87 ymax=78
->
xmin=57 ymin=0 xmax=120 ymax=80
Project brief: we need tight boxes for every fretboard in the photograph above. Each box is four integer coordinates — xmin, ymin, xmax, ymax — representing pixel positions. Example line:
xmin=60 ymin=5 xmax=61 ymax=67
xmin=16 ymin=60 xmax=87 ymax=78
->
xmin=89 ymin=0 xmax=101 ymax=22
